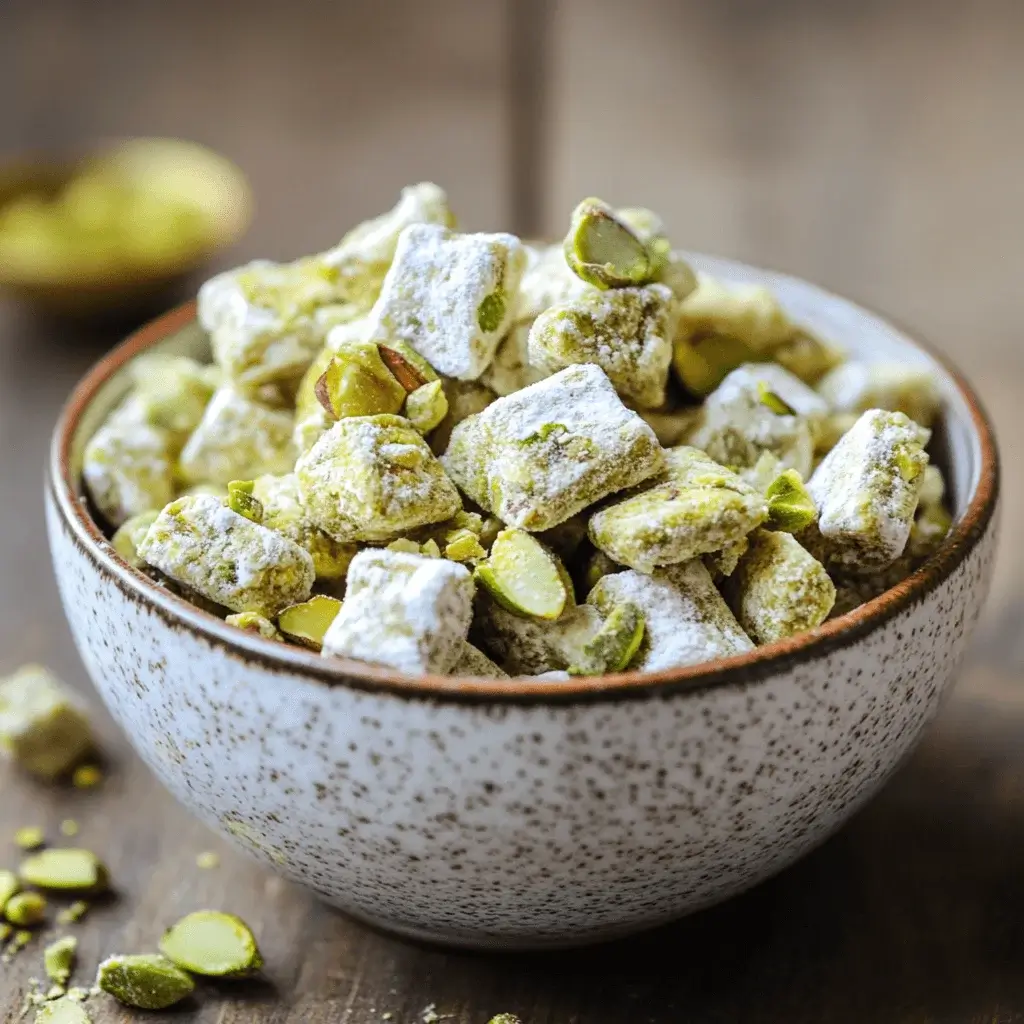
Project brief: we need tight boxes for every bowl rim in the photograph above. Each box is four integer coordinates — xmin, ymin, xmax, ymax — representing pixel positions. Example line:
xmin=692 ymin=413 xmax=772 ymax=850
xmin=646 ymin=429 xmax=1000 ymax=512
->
xmin=48 ymin=265 xmax=1000 ymax=706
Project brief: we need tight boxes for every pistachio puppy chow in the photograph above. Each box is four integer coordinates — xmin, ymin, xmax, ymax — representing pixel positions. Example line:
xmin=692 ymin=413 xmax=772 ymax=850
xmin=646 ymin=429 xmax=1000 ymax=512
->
xmin=512 ymin=242 xmax=593 ymax=322
xmin=588 ymin=560 xmax=753 ymax=671
xmin=528 ymin=283 xmax=677 ymax=409
xmin=676 ymin=272 xmax=794 ymax=353
xmin=138 ymin=494 xmax=315 ymax=616
xmin=803 ymin=408 xmax=930 ymax=573
xmin=480 ymin=321 xmax=547 ymax=397
xmin=296 ymin=414 xmax=461 ymax=543
xmin=442 ymin=364 xmax=665 ymax=532
xmin=817 ymin=360 xmax=941 ymax=429
xmin=368 ymin=223 xmax=526 ymax=380
xmin=128 ymin=353 xmax=219 ymax=438
xmin=321 ymin=549 xmax=474 ymax=674
xmin=589 ymin=445 xmax=767 ymax=573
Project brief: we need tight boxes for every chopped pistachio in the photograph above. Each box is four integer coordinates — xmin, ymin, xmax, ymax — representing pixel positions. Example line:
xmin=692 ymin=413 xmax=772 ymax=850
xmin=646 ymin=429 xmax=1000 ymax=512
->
xmin=226 ymin=480 xmax=264 ymax=524
xmin=764 ymin=469 xmax=818 ymax=533
xmin=159 ymin=910 xmax=263 ymax=978
xmin=5 ymin=891 xmax=47 ymax=926
xmin=0 ymin=869 xmax=20 ymax=907
xmin=314 ymin=343 xmax=407 ymax=421
xmin=757 ymin=381 xmax=797 ymax=416
xmin=59 ymin=820 xmax=78 ymax=838
xmin=34 ymin=997 xmax=92 ymax=1024
xmin=563 ymin=197 xmax=653 ymax=289
xmin=15 ymin=827 xmax=46 ymax=850
xmin=420 ymin=538 xmax=442 ymax=559
xmin=568 ymin=602 xmax=645 ymax=676
xmin=226 ymin=612 xmax=282 ymax=640
xmin=672 ymin=332 xmax=757 ymax=398
xmin=277 ymin=595 xmax=343 ymax=650
xmin=55 ymin=902 xmax=89 ymax=926
xmin=703 ymin=534 xmax=750 ymax=581
xmin=96 ymin=953 xmax=195 ymax=1010
xmin=581 ymin=549 xmax=624 ymax=593
xmin=110 ymin=510 xmax=160 ymax=568
xmin=443 ymin=529 xmax=486 ymax=563
xmin=428 ymin=378 xmax=497 ymax=455
xmin=474 ymin=529 xmax=569 ymax=621
xmin=44 ymin=936 xmax=78 ymax=985
xmin=19 ymin=849 xmax=107 ymax=893
xmin=386 ymin=538 xmax=421 ymax=556
xmin=195 ymin=852 xmax=220 ymax=870
xmin=404 ymin=379 xmax=449 ymax=435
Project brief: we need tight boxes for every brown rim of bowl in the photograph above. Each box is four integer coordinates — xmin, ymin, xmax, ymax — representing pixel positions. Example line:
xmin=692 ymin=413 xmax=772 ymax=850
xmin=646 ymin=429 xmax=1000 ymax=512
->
xmin=49 ymin=289 xmax=999 ymax=706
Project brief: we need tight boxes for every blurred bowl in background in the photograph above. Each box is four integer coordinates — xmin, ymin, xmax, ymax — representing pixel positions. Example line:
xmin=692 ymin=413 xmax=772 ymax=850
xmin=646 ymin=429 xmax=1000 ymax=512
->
xmin=0 ymin=138 xmax=251 ymax=318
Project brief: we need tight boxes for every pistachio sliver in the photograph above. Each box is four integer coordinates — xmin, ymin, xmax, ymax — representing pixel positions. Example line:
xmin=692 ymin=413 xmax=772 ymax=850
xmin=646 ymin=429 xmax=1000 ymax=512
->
xmin=5 ymin=891 xmax=47 ymax=926
xmin=19 ymin=849 xmax=107 ymax=893
xmin=159 ymin=910 xmax=263 ymax=978
xmin=765 ymin=469 xmax=818 ymax=533
xmin=44 ymin=935 xmax=77 ymax=985
xmin=564 ymin=197 xmax=652 ymax=289
xmin=34 ymin=998 xmax=92 ymax=1024
xmin=96 ymin=953 xmax=195 ymax=1010
xmin=757 ymin=380 xmax=797 ymax=416
xmin=474 ymin=529 xmax=568 ymax=621
xmin=227 ymin=480 xmax=264 ymax=524
xmin=569 ymin=602 xmax=645 ymax=676
xmin=277 ymin=595 xmax=343 ymax=650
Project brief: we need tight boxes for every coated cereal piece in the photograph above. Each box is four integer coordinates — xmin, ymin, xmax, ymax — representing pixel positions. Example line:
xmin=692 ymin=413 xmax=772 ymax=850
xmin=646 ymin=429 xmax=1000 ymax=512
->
xmin=726 ymin=530 xmax=835 ymax=644
xmin=138 ymin=495 xmax=315 ymax=617
xmin=587 ymin=561 xmax=753 ymax=671
xmin=178 ymin=386 xmax=294 ymax=486
xmin=251 ymin=474 xmax=357 ymax=581
xmin=368 ymin=224 xmax=527 ymax=380
xmin=83 ymin=400 xmax=175 ymax=527
xmin=0 ymin=666 xmax=93 ymax=781
xmin=803 ymin=409 xmax=930 ymax=573
xmin=817 ymin=361 xmax=941 ymax=429
xmin=771 ymin=329 xmax=844 ymax=386
xmin=449 ymin=641 xmax=509 ymax=679
xmin=480 ymin=322 xmax=547 ymax=397
xmin=442 ymin=364 xmax=665 ymax=532
xmin=511 ymin=243 xmax=593 ymax=322
xmin=110 ymin=510 xmax=161 ymax=568
xmin=429 ymin=379 xmax=498 ymax=455
xmin=129 ymin=354 xmax=219 ymax=438
xmin=295 ymin=414 xmax=461 ymax=543
xmin=676 ymin=273 xmax=794 ymax=352
xmin=527 ymin=284 xmax=677 ymax=409
xmin=321 ymin=549 xmax=473 ymax=674
xmin=917 ymin=464 xmax=945 ymax=512
xmin=630 ymin=403 xmax=704 ymax=448
xmin=589 ymin=446 xmax=766 ymax=572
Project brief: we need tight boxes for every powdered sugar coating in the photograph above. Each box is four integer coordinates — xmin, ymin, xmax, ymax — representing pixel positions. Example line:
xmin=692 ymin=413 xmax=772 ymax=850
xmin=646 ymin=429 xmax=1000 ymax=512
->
xmin=512 ymin=243 xmax=593 ymax=322
xmin=137 ymin=495 xmax=314 ymax=617
xmin=368 ymin=224 xmax=526 ymax=380
xmin=588 ymin=562 xmax=753 ymax=671
xmin=817 ymin=360 xmax=941 ymax=429
xmin=442 ymin=364 xmax=665 ymax=532
xmin=321 ymin=549 xmax=473 ymax=674
xmin=480 ymin=322 xmax=547 ymax=397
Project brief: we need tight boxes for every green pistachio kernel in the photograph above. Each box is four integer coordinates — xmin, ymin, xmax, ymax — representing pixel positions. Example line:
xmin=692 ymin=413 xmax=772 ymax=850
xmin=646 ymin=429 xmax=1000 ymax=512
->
xmin=474 ymin=529 xmax=569 ymax=621
xmin=96 ymin=953 xmax=195 ymax=1010
xmin=404 ymin=379 xmax=449 ymax=435
xmin=568 ymin=602 xmax=645 ymax=676
xmin=277 ymin=595 xmax=343 ymax=650
xmin=0 ymin=869 xmax=20 ymax=909
xmin=765 ymin=469 xmax=818 ymax=533
xmin=227 ymin=480 xmax=264 ymax=524
xmin=477 ymin=290 xmax=507 ymax=334
xmin=757 ymin=381 xmax=797 ymax=416
xmin=19 ymin=849 xmax=107 ymax=893
xmin=386 ymin=538 xmax=421 ymax=555
xmin=315 ymin=343 xmax=408 ymax=420
xmin=564 ymin=197 xmax=653 ymax=289
xmin=159 ymin=910 xmax=263 ymax=978
xmin=377 ymin=342 xmax=437 ymax=390
xmin=55 ymin=901 xmax=89 ymax=926
xmin=617 ymin=206 xmax=672 ymax=272
xmin=672 ymin=332 xmax=757 ymax=398
xmin=5 ymin=891 xmax=47 ymax=926
xmin=443 ymin=529 xmax=487 ymax=563
xmin=14 ymin=827 xmax=45 ymax=850
xmin=34 ymin=998 xmax=92 ymax=1024
xmin=44 ymin=936 xmax=77 ymax=985
xmin=420 ymin=538 xmax=442 ymax=559
xmin=225 ymin=612 xmax=281 ymax=640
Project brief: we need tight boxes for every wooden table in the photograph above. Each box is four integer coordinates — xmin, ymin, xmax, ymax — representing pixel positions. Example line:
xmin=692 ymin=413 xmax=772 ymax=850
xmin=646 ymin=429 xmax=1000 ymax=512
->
xmin=2 ymin=1 xmax=1023 ymax=1020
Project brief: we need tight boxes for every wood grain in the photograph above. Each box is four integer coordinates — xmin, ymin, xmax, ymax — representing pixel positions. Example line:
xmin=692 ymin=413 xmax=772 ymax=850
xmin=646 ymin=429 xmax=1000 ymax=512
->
xmin=2 ymin=0 xmax=1023 ymax=1020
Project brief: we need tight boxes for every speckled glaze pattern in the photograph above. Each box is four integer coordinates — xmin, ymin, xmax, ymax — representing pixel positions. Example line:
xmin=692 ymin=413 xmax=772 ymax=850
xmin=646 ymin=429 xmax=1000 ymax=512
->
xmin=46 ymin=255 xmax=1001 ymax=949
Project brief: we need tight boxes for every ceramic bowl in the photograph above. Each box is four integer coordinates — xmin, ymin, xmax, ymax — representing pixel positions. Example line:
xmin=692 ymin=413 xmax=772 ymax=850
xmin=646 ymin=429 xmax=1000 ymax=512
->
xmin=45 ymin=255 xmax=999 ymax=949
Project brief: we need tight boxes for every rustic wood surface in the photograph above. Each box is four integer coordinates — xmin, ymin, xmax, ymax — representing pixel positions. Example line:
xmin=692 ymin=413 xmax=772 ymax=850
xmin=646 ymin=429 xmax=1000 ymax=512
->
xmin=1 ymin=0 xmax=1022 ymax=1020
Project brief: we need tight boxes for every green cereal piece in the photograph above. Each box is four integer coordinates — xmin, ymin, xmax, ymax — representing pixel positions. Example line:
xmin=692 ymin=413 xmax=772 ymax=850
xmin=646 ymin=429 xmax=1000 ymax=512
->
xmin=225 ymin=612 xmax=281 ymax=640
xmin=511 ymin=242 xmax=594 ymax=323
xmin=227 ymin=480 xmax=264 ymax=524
xmin=322 ymin=549 xmax=474 ymax=674
xmin=804 ymin=409 xmax=930 ymax=573
xmin=0 ymin=666 xmax=93 ymax=781
xmin=771 ymin=329 xmax=844 ymax=385
xmin=443 ymin=529 xmax=487 ymax=563
xmin=429 ymin=379 xmax=498 ymax=455
xmin=568 ymin=602 xmax=645 ymax=676
xmin=405 ymin=379 xmax=449 ymax=435
xmin=527 ymin=284 xmax=677 ymax=409
xmin=82 ymin=400 xmax=175 ymax=528
xmin=130 ymin=354 xmax=218 ymax=438
xmin=14 ymin=827 xmax=45 ymax=850
xmin=178 ymin=385 xmax=294 ymax=486
xmin=474 ymin=529 xmax=569 ymax=621
xmin=672 ymin=332 xmax=757 ymax=398
xmin=442 ymin=364 xmax=665 ymax=532
xmin=369 ymin=223 xmax=526 ymax=380
xmin=589 ymin=446 xmax=767 ymax=573
xmin=656 ymin=251 xmax=699 ymax=302
xmin=159 ymin=910 xmax=263 ymax=978
xmin=278 ymin=595 xmax=343 ymax=651
xmin=764 ymin=469 xmax=817 ymax=533
xmin=817 ymin=361 xmax=941 ymax=429
xmin=252 ymin=474 xmax=356 ymax=581
xmin=296 ymin=415 xmax=461 ymax=543
xmin=35 ymin=997 xmax=92 ymax=1024
xmin=481 ymin=322 xmax=548 ymax=397
xmin=110 ymin=509 xmax=160 ymax=567
xmin=813 ymin=411 xmax=859 ymax=457
xmin=138 ymin=495 xmax=315 ymax=617
xmin=5 ymin=890 xmax=48 ymax=925
xmin=0 ymin=869 xmax=20 ymax=908
xmin=96 ymin=953 xmax=195 ymax=1010
xmin=19 ymin=849 xmax=107 ymax=893
xmin=314 ymin=343 xmax=408 ymax=421
xmin=449 ymin=641 xmax=509 ymax=679
xmin=588 ymin=561 xmax=753 ymax=671
xmin=677 ymin=273 xmax=794 ymax=352
xmin=44 ymin=936 xmax=77 ymax=985
xmin=616 ymin=206 xmax=672 ymax=273
xmin=703 ymin=534 xmax=750 ymax=581
xmin=563 ymin=197 xmax=653 ymax=289
xmin=727 ymin=530 xmax=835 ymax=644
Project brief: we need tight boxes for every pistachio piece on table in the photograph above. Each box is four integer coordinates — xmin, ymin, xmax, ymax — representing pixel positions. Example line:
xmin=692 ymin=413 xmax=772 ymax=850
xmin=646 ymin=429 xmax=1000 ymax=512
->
xmin=14 ymin=826 xmax=45 ymax=850
xmin=44 ymin=935 xmax=77 ymax=985
xmin=0 ymin=869 xmax=20 ymax=908
xmin=564 ymin=197 xmax=653 ymax=289
xmin=277 ymin=595 xmax=343 ymax=650
xmin=19 ymin=849 xmax=107 ymax=893
xmin=474 ymin=529 xmax=569 ymax=621
xmin=5 ymin=891 xmax=47 ymax=926
xmin=159 ymin=910 xmax=263 ymax=978
xmin=96 ymin=953 xmax=195 ymax=1010
xmin=34 ymin=998 xmax=92 ymax=1024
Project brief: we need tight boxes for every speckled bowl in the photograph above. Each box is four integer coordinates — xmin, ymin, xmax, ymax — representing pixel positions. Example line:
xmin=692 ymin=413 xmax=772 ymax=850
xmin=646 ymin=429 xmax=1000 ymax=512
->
xmin=46 ymin=255 xmax=999 ymax=950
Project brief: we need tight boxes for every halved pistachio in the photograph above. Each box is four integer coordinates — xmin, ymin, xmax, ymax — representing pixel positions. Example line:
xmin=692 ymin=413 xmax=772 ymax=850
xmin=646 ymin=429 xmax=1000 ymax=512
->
xmin=159 ymin=910 xmax=263 ymax=978
xmin=14 ymin=826 xmax=45 ymax=850
xmin=616 ymin=206 xmax=671 ymax=273
xmin=44 ymin=935 xmax=77 ymax=985
xmin=96 ymin=953 xmax=195 ymax=1010
xmin=314 ymin=343 xmax=407 ymax=420
xmin=404 ymin=380 xmax=449 ymax=435
xmin=765 ymin=469 xmax=818 ymax=533
xmin=672 ymin=333 xmax=757 ymax=398
xmin=227 ymin=480 xmax=264 ymax=524
xmin=5 ymin=891 xmax=46 ymax=926
xmin=474 ymin=529 xmax=569 ymax=621
xmin=563 ymin=197 xmax=652 ymax=289
xmin=19 ymin=849 xmax=107 ymax=893
xmin=568 ymin=602 xmax=645 ymax=676
xmin=277 ymin=595 xmax=343 ymax=650
xmin=756 ymin=381 xmax=797 ymax=416
xmin=34 ymin=998 xmax=91 ymax=1024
